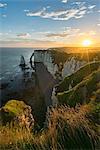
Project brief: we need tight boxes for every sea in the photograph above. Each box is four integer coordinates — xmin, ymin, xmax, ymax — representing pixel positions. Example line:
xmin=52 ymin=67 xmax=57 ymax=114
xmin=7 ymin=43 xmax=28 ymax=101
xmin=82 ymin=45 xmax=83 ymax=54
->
xmin=0 ymin=48 xmax=35 ymax=81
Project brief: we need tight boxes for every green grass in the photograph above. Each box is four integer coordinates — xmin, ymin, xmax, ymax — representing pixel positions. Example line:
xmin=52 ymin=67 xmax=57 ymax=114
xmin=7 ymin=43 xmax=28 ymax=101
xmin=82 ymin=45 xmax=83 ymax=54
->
xmin=57 ymin=69 xmax=100 ymax=106
xmin=56 ymin=61 xmax=100 ymax=93
xmin=3 ymin=100 xmax=27 ymax=115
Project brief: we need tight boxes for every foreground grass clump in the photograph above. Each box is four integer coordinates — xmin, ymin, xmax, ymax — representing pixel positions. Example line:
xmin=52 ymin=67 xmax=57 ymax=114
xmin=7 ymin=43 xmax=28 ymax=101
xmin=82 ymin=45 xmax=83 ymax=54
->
xmin=45 ymin=105 xmax=99 ymax=150
xmin=57 ymin=69 xmax=100 ymax=106
xmin=0 ymin=124 xmax=34 ymax=149
xmin=56 ymin=61 xmax=100 ymax=93
xmin=0 ymin=102 xmax=99 ymax=150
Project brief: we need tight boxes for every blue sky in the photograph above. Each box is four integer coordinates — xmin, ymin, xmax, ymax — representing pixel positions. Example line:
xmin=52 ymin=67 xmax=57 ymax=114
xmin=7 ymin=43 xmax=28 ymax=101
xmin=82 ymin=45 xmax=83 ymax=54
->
xmin=0 ymin=0 xmax=100 ymax=47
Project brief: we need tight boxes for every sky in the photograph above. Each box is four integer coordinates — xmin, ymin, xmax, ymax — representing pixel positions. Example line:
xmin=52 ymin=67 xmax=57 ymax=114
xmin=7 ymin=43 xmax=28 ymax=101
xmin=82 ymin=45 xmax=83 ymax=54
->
xmin=0 ymin=0 xmax=100 ymax=48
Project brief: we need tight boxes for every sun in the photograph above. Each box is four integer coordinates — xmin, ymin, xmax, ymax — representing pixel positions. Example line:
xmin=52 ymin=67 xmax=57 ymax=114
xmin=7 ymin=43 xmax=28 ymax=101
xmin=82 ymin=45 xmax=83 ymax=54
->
xmin=82 ymin=39 xmax=92 ymax=47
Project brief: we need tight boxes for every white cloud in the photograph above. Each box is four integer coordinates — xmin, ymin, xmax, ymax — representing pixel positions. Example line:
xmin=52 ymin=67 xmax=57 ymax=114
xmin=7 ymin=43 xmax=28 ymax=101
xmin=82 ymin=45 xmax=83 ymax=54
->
xmin=47 ymin=6 xmax=51 ymax=9
xmin=88 ymin=5 xmax=96 ymax=9
xmin=17 ymin=33 xmax=31 ymax=39
xmin=78 ymin=30 xmax=96 ymax=37
xmin=26 ymin=3 xmax=95 ymax=21
xmin=0 ymin=3 xmax=7 ymax=8
xmin=46 ymin=33 xmax=68 ymax=38
xmin=45 ymin=27 xmax=80 ymax=38
xmin=9 ymin=30 xmax=12 ymax=33
xmin=0 ymin=14 xmax=7 ymax=18
xmin=24 ymin=9 xmax=29 ymax=12
xmin=89 ymin=30 xmax=96 ymax=35
xmin=0 ymin=33 xmax=3 ymax=36
xmin=61 ymin=0 xmax=68 ymax=3
xmin=0 ymin=32 xmax=9 ymax=40
xmin=73 ymin=2 xmax=81 ymax=5
xmin=45 ymin=27 xmax=97 ymax=40
xmin=2 ymin=14 xmax=7 ymax=18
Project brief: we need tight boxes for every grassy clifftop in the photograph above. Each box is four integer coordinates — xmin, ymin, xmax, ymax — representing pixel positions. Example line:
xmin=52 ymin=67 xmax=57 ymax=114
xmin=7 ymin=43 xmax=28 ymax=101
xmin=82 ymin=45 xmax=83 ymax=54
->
xmin=57 ymin=69 xmax=100 ymax=106
xmin=56 ymin=61 xmax=100 ymax=93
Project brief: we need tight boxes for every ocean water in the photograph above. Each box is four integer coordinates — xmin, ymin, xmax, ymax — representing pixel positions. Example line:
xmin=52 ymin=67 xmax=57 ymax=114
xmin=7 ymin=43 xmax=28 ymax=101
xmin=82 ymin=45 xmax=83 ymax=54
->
xmin=0 ymin=48 xmax=35 ymax=80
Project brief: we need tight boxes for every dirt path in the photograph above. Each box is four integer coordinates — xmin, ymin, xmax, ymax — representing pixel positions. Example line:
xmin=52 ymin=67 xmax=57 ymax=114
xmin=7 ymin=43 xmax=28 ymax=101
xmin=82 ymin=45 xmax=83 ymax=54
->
xmin=35 ymin=62 xmax=57 ymax=107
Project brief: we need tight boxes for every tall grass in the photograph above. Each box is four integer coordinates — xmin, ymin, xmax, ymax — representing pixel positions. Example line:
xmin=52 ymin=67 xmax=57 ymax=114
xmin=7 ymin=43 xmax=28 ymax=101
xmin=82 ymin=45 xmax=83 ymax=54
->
xmin=0 ymin=104 xmax=99 ymax=150
xmin=45 ymin=105 xmax=99 ymax=150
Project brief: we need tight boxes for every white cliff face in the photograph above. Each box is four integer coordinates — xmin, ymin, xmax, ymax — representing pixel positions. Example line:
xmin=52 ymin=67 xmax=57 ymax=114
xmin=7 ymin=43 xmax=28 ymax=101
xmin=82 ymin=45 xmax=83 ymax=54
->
xmin=34 ymin=51 xmax=87 ymax=108
xmin=34 ymin=51 xmax=86 ymax=80
xmin=52 ymin=64 xmax=59 ymax=78
xmin=34 ymin=50 xmax=58 ymax=77
xmin=62 ymin=57 xmax=86 ymax=78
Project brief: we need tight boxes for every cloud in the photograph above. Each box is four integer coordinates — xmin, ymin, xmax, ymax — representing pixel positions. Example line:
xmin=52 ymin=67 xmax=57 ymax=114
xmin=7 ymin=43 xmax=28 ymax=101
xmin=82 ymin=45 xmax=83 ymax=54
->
xmin=0 ymin=3 xmax=7 ymax=8
xmin=45 ymin=28 xmax=97 ymax=39
xmin=88 ymin=5 xmax=96 ymax=9
xmin=73 ymin=2 xmax=81 ymax=5
xmin=24 ymin=9 xmax=29 ymax=12
xmin=2 ymin=14 xmax=7 ymax=18
xmin=26 ymin=4 xmax=95 ymax=21
xmin=17 ymin=33 xmax=31 ymax=39
xmin=0 ymin=33 xmax=3 ymax=36
xmin=78 ymin=30 xmax=96 ymax=36
xmin=89 ymin=30 xmax=96 ymax=35
xmin=47 ymin=6 xmax=51 ymax=9
xmin=0 ymin=40 xmax=63 ymax=48
xmin=46 ymin=27 xmax=80 ymax=38
xmin=61 ymin=0 xmax=68 ymax=3
xmin=0 ymin=14 xmax=7 ymax=18
xmin=46 ymin=33 xmax=69 ymax=38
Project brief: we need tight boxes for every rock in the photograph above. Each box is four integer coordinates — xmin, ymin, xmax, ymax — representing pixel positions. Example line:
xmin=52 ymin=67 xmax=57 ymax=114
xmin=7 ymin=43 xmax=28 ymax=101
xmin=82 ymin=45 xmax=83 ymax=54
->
xmin=0 ymin=100 xmax=34 ymax=129
xmin=16 ymin=105 xmax=34 ymax=129
xmin=51 ymin=87 xmax=58 ymax=106
xmin=62 ymin=57 xmax=86 ymax=78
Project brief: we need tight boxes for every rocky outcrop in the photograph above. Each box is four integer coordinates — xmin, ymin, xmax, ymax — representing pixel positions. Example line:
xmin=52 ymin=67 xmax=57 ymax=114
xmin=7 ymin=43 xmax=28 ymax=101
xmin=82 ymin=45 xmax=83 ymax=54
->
xmin=15 ymin=105 xmax=34 ymax=129
xmin=0 ymin=100 xmax=34 ymax=129
xmin=51 ymin=87 xmax=58 ymax=106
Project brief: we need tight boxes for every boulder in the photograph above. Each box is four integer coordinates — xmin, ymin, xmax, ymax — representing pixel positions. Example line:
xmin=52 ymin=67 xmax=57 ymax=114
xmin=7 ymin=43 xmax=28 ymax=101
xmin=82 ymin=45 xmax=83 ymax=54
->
xmin=0 ymin=100 xmax=34 ymax=129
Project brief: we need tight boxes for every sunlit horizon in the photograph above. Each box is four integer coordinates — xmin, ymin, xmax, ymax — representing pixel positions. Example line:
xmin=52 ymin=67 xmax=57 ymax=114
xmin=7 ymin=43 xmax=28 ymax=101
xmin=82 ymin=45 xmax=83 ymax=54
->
xmin=0 ymin=0 xmax=100 ymax=48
